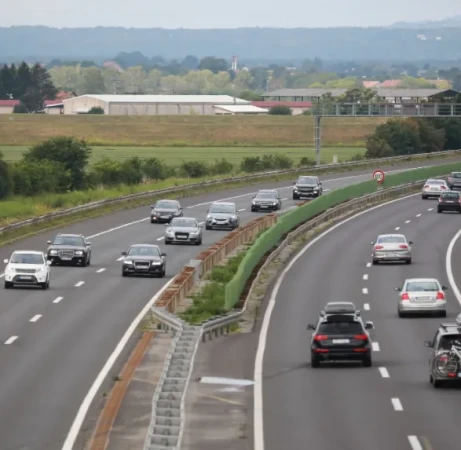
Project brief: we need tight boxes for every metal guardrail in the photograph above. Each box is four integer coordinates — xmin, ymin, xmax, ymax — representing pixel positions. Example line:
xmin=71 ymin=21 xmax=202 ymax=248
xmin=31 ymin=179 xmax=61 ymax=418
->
xmin=1 ymin=150 xmax=460 ymax=235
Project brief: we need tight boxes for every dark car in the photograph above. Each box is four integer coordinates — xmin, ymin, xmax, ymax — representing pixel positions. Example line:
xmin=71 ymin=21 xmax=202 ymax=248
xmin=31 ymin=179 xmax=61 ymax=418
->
xmin=447 ymin=172 xmax=461 ymax=190
xmin=121 ymin=244 xmax=166 ymax=277
xmin=293 ymin=176 xmax=323 ymax=200
xmin=47 ymin=233 xmax=91 ymax=266
xmin=307 ymin=310 xmax=374 ymax=368
xmin=437 ymin=191 xmax=461 ymax=214
xmin=150 ymin=200 xmax=183 ymax=223
xmin=251 ymin=189 xmax=282 ymax=212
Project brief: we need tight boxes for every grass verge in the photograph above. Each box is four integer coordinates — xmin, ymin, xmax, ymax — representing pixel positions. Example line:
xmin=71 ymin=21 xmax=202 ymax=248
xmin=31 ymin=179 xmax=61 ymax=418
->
xmin=179 ymin=250 xmax=248 ymax=325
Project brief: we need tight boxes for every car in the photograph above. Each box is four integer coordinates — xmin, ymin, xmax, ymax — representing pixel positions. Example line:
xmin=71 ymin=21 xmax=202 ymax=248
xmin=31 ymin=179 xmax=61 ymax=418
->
xmin=396 ymin=278 xmax=447 ymax=318
xmin=3 ymin=250 xmax=51 ymax=289
xmin=150 ymin=200 xmax=183 ymax=223
xmin=47 ymin=233 xmax=91 ymax=266
xmin=307 ymin=307 xmax=374 ymax=368
xmin=205 ymin=202 xmax=240 ymax=230
xmin=292 ymin=176 xmax=323 ymax=199
xmin=425 ymin=319 xmax=461 ymax=387
xmin=371 ymin=234 xmax=412 ymax=265
xmin=447 ymin=172 xmax=461 ymax=190
xmin=437 ymin=191 xmax=461 ymax=213
xmin=120 ymin=244 xmax=166 ymax=277
xmin=165 ymin=217 xmax=203 ymax=245
xmin=422 ymin=179 xmax=449 ymax=199
xmin=251 ymin=189 xmax=282 ymax=212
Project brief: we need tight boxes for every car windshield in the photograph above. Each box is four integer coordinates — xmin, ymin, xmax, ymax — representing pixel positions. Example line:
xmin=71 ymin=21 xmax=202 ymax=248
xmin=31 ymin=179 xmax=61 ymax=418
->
xmin=451 ymin=173 xmax=461 ymax=178
xmin=428 ymin=180 xmax=445 ymax=185
xmin=439 ymin=335 xmax=461 ymax=350
xmin=127 ymin=246 xmax=160 ymax=256
xmin=10 ymin=253 xmax=44 ymax=264
xmin=256 ymin=192 xmax=276 ymax=199
xmin=442 ymin=192 xmax=460 ymax=199
xmin=377 ymin=235 xmax=406 ymax=244
xmin=298 ymin=177 xmax=317 ymax=184
xmin=53 ymin=236 xmax=85 ymax=246
xmin=209 ymin=204 xmax=234 ymax=214
xmin=155 ymin=201 xmax=177 ymax=210
xmin=171 ymin=219 xmax=197 ymax=228
xmin=405 ymin=281 xmax=439 ymax=292
xmin=318 ymin=321 xmax=364 ymax=334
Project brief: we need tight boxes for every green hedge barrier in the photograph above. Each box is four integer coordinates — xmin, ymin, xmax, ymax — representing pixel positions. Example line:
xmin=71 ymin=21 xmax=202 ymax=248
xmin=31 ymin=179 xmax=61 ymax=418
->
xmin=224 ymin=161 xmax=461 ymax=309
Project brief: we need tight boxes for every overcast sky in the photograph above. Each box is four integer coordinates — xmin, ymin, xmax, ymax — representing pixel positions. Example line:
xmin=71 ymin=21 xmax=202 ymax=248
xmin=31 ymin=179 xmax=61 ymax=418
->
xmin=3 ymin=0 xmax=461 ymax=28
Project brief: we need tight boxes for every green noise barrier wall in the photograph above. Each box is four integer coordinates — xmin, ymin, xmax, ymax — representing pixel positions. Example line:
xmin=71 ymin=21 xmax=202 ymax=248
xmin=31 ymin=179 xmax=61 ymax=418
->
xmin=224 ymin=161 xmax=461 ymax=309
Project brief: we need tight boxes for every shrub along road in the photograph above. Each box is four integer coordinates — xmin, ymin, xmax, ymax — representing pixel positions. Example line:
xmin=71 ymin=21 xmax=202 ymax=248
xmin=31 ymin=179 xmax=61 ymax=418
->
xmin=0 ymin=158 xmax=458 ymax=450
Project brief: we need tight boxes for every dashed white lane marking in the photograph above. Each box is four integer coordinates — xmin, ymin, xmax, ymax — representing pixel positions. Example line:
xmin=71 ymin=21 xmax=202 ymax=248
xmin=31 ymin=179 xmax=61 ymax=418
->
xmin=395 ymin=227 xmax=400 ymax=231
xmin=427 ymin=208 xmax=433 ymax=211
xmin=379 ymin=367 xmax=390 ymax=378
xmin=281 ymin=198 xmax=288 ymax=201
xmin=391 ymin=398 xmax=403 ymax=411
xmin=157 ymin=237 xmax=165 ymax=241
xmin=323 ymin=189 xmax=330 ymax=192
xmin=96 ymin=268 xmax=105 ymax=273
xmin=116 ymin=256 xmax=124 ymax=261
xmin=30 ymin=314 xmax=42 ymax=323
xmin=408 ymin=436 xmax=423 ymax=450
xmin=363 ymin=274 xmax=368 ymax=280
xmin=5 ymin=336 xmax=18 ymax=345
xmin=366 ymin=262 xmax=372 ymax=268
xmin=405 ymin=220 xmax=411 ymax=224
xmin=87 ymin=218 xmax=149 ymax=239
xmin=416 ymin=213 xmax=421 ymax=217
xmin=364 ymin=303 xmax=370 ymax=310
xmin=238 ymin=208 xmax=246 ymax=212
xmin=53 ymin=296 xmax=63 ymax=304
xmin=0 ymin=273 xmax=4 ymax=279
xmin=75 ymin=281 xmax=85 ymax=287
xmin=372 ymin=342 xmax=380 ymax=352
xmin=362 ymin=287 xmax=368 ymax=294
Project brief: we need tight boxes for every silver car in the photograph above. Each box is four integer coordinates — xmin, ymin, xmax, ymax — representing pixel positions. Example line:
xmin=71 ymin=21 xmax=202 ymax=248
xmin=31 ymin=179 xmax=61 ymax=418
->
xmin=422 ymin=178 xmax=449 ymax=199
xmin=164 ymin=217 xmax=203 ymax=245
xmin=371 ymin=234 xmax=412 ymax=265
xmin=396 ymin=278 xmax=447 ymax=318
xmin=205 ymin=202 xmax=240 ymax=230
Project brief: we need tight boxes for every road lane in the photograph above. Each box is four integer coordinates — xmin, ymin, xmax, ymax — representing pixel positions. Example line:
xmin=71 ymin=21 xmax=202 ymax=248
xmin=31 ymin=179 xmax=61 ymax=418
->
xmin=262 ymin=194 xmax=461 ymax=450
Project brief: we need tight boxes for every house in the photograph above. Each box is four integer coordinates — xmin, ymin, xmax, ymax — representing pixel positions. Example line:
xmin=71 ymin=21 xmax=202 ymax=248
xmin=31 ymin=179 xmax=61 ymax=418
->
xmin=0 ymin=91 xmax=76 ymax=114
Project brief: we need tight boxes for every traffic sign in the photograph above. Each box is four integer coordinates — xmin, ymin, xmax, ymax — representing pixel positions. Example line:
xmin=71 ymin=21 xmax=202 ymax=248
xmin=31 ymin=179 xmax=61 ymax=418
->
xmin=372 ymin=169 xmax=385 ymax=184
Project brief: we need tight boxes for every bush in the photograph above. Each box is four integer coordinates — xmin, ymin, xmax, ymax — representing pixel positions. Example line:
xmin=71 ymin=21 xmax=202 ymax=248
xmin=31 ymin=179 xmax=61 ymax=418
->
xmin=268 ymin=105 xmax=292 ymax=115
xmin=87 ymin=106 xmax=104 ymax=114
xmin=13 ymin=103 xmax=28 ymax=114
xmin=272 ymin=153 xmax=293 ymax=169
xmin=210 ymin=158 xmax=233 ymax=175
xmin=180 ymin=160 xmax=209 ymax=178
xmin=91 ymin=157 xmax=123 ymax=186
xmin=120 ymin=157 xmax=144 ymax=185
xmin=298 ymin=157 xmax=316 ymax=167
xmin=240 ymin=156 xmax=262 ymax=172
xmin=142 ymin=157 xmax=172 ymax=181
xmin=365 ymin=137 xmax=394 ymax=159
xmin=0 ymin=152 xmax=13 ymax=199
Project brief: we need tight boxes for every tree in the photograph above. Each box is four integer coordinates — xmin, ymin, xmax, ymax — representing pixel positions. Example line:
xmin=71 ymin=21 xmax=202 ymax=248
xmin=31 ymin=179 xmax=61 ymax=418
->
xmin=87 ymin=106 xmax=104 ymax=114
xmin=21 ymin=63 xmax=58 ymax=112
xmin=198 ymin=57 xmax=228 ymax=74
xmin=415 ymin=119 xmax=445 ymax=153
xmin=23 ymin=137 xmax=91 ymax=190
xmin=239 ymin=90 xmax=261 ymax=101
xmin=79 ymin=67 xmax=106 ymax=94
xmin=365 ymin=137 xmax=394 ymax=159
xmin=0 ymin=64 xmax=14 ymax=98
xmin=15 ymin=62 xmax=31 ymax=99
xmin=13 ymin=103 xmax=28 ymax=113
xmin=372 ymin=119 xmax=421 ymax=155
xmin=181 ymin=55 xmax=199 ymax=70
xmin=0 ymin=151 xmax=13 ymax=199
xmin=453 ymin=74 xmax=461 ymax=92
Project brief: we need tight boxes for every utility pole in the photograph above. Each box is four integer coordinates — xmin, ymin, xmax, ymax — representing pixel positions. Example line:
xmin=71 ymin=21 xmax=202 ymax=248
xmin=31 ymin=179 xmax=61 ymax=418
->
xmin=314 ymin=115 xmax=321 ymax=165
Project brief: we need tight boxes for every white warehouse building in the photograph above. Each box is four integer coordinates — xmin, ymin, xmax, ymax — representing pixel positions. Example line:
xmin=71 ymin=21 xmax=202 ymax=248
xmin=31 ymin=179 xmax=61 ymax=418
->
xmin=60 ymin=94 xmax=268 ymax=115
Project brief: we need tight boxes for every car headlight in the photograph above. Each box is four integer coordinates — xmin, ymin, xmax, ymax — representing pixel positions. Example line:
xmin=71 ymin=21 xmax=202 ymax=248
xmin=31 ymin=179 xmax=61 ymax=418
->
xmin=151 ymin=261 xmax=162 ymax=265
xmin=206 ymin=215 xmax=212 ymax=220
xmin=49 ymin=250 xmax=57 ymax=255
xmin=6 ymin=267 xmax=15 ymax=273
xmin=313 ymin=189 xmax=318 ymax=192
xmin=272 ymin=202 xmax=277 ymax=205
xmin=293 ymin=188 xmax=298 ymax=192
xmin=36 ymin=267 xmax=45 ymax=273
xmin=252 ymin=200 xmax=257 ymax=204
xmin=75 ymin=251 xmax=83 ymax=255
xmin=124 ymin=260 xmax=133 ymax=265
xmin=190 ymin=230 xmax=199 ymax=235
xmin=166 ymin=228 xmax=174 ymax=235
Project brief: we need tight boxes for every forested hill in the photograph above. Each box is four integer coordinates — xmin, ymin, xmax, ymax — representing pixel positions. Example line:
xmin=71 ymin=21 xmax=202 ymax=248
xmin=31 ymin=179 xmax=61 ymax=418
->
xmin=1 ymin=26 xmax=461 ymax=62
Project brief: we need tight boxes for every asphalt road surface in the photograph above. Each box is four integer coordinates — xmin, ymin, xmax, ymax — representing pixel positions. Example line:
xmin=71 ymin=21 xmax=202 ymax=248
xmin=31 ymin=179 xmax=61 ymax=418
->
xmin=0 ymin=158 xmax=458 ymax=450
xmin=262 ymin=191 xmax=461 ymax=450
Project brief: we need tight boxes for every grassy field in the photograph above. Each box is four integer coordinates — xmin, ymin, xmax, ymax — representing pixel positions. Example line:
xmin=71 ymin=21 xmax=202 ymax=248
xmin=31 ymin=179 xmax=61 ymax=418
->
xmin=0 ymin=145 xmax=365 ymax=166
xmin=0 ymin=115 xmax=387 ymax=147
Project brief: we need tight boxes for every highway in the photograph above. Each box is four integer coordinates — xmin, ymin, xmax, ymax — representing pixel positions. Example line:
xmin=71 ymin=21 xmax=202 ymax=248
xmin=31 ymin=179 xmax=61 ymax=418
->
xmin=0 ymin=158 xmax=457 ymax=450
xmin=260 ymin=192 xmax=461 ymax=450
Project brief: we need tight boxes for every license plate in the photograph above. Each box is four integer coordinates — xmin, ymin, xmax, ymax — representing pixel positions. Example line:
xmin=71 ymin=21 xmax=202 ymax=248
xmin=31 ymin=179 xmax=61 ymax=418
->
xmin=446 ymin=201 xmax=454 ymax=203
xmin=332 ymin=339 xmax=349 ymax=344
xmin=260 ymin=206 xmax=268 ymax=208
xmin=19 ymin=276 xmax=32 ymax=280
xmin=458 ymin=373 xmax=461 ymax=377
xmin=160 ymin=216 xmax=170 ymax=219
xmin=177 ymin=235 xmax=187 ymax=239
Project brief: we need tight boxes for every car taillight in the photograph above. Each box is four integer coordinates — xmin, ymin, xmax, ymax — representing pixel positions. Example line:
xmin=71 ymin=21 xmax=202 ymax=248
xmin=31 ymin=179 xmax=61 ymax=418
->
xmin=401 ymin=293 xmax=410 ymax=301
xmin=441 ymin=185 xmax=447 ymax=189
xmin=374 ymin=245 xmax=384 ymax=250
xmin=436 ymin=292 xmax=445 ymax=300
xmin=424 ymin=185 xmax=429 ymax=189
xmin=439 ymin=197 xmax=442 ymax=202
xmin=354 ymin=334 xmax=368 ymax=340
xmin=399 ymin=244 xmax=408 ymax=249
xmin=314 ymin=334 xmax=328 ymax=341
xmin=353 ymin=348 xmax=369 ymax=353
xmin=313 ymin=348 xmax=329 ymax=353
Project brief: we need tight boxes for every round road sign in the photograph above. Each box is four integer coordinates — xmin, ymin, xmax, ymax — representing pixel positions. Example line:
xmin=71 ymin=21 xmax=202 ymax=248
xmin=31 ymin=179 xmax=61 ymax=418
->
xmin=372 ymin=169 xmax=385 ymax=184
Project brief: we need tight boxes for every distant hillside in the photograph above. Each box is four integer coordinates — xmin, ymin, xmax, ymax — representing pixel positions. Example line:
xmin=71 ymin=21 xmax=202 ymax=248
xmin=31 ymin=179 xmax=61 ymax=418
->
xmin=1 ymin=26 xmax=461 ymax=62
xmin=389 ymin=15 xmax=461 ymax=29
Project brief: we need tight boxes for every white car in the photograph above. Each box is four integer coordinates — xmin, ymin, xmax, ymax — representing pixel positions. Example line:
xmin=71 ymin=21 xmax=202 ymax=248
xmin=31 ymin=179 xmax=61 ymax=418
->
xmin=422 ymin=179 xmax=449 ymax=199
xmin=3 ymin=251 xmax=51 ymax=289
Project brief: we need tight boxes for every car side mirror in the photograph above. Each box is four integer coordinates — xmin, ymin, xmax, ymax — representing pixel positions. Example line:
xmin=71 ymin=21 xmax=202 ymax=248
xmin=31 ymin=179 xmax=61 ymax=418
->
xmin=319 ymin=182 xmax=322 ymax=185
xmin=293 ymin=181 xmax=296 ymax=185
xmin=370 ymin=242 xmax=375 ymax=245
xmin=307 ymin=324 xmax=316 ymax=330
xmin=161 ymin=253 xmax=166 ymax=257
xmin=47 ymin=260 xmax=52 ymax=266
xmin=121 ymin=251 xmax=127 ymax=256
xmin=394 ymin=287 xmax=401 ymax=291
xmin=365 ymin=321 xmax=374 ymax=330
xmin=3 ymin=259 xmax=8 ymax=264
xmin=442 ymin=286 xmax=448 ymax=290
xmin=47 ymin=240 xmax=52 ymax=245
xmin=164 ymin=223 xmax=169 ymax=226
xmin=409 ymin=241 xmax=413 ymax=245
xmin=150 ymin=205 xmax=155 ymax=209
xmin=86 ymin=241 xmax=91 ymax=246
xmin=424 ymin=340 xmax=433 ymax=348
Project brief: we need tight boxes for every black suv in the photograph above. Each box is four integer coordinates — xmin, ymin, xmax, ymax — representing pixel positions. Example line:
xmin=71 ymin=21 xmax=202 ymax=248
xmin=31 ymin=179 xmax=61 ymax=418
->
xmin=251 ymin=190 xmax=282 ymax=212
xmin=293 ymin=176 xmax=323 ymax=200
xmin=437 ymin=191 xmax=461 ymax=214
xmin=47 ymin=234 xmax=92 ymax=266
xmin=307 ymin=302 xmax=374 ymax=368
xmin=150 ymin=199 xmax=183 ymax=224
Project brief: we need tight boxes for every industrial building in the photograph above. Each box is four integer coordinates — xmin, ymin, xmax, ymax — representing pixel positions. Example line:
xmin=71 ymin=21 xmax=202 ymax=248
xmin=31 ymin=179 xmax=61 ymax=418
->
xmin=59 ymin=94 xmax=264 ymax=115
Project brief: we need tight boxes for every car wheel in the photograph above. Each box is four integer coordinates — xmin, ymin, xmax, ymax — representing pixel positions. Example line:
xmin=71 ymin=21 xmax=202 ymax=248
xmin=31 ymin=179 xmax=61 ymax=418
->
xmin=40 ymin=280 xmax=48 ymax=290
xmin=122 ymin=271 xmax=128 ymax=277
xmin=440 ymin=310 xmax=447 ymax=318
xmin=311 ymin=356 xmax=320 ymax=368
xmin=362 ymin=357 xmax=372 ymax=367
xmin=86 ymin=255 xmax=91 ymax=266
xmin=195 ymin=239 xmax=202 ymax=245
xmin=433 ymin=379 xmax=442 ymax=388
xmin=292 ymin=195 xmax=299 ymax=200
xmin=206 ymin=225 xmax=212 ymax=230
xmin=406 ymin=259 xmax=412 ymax=264
xmin=160 ymin=269 xmax=166 ymax=278
xmin=437 ymin=208 xmax=442 ymax=213
xmin=398 ymin=310 xmax=404 ymax=318
xmin=165 ymin=240 xmax=171 ymax=245
xmin=422 ymin=195 xmax=427 ymax=199
xmin=4 ymin=281 xmax=12 ymax=289
xmin=372 ymin=259 xmax=378 ymax=265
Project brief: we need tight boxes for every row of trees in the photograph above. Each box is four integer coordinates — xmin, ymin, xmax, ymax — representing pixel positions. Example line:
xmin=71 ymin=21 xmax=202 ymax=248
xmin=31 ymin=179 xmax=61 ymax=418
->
xmin=0 ymin=63 xmax=57 ymax=112
xmin=365 ymin=118 xmax=461 ymax=158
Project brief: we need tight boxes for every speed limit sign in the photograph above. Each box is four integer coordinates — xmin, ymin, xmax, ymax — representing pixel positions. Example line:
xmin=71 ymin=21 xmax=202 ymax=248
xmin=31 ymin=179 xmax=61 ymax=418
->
xmin=372 ymin=169 xmax=385 ymax=184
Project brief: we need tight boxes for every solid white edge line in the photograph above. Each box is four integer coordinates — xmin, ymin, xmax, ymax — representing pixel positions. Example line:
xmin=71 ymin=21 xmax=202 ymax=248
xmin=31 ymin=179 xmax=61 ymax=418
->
xmin=30 ymin=314 xmax=42 ymax=323
xmin=61 ymin=278 xmax=175 ymax=450
xmin=116 ymin=256 xmax=124 ymax=261
xmin=364 ymin=303 xmax=370 ymax=310
xmin=372 ymin=342 xmax=380 ymax=352
xmin=446 ymin=228 xmax=461 ymax=307
xmin=157 ymin=237 xmax=165 ymax=241
xmin=53 ymin=296 xmax=63 ymax=304
xmin=0 ymin=273 xmax=4 ymax=279
xmin=362 ymin=288 xmax=368 ymax=294
xmin=238 ymin=208 xmax=246 ymax=212
xmin=408 ymin=436 xmax=423 ymax=450
xmin=391 ymin=398 xmax=403 ymax=411
xmin=5 ymin=336 xmax=18 ymax=345
xmin=253 ymin=191 xmax=420 ymax=450
xmin=379 ymin=367 xmax=390 ymax=378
